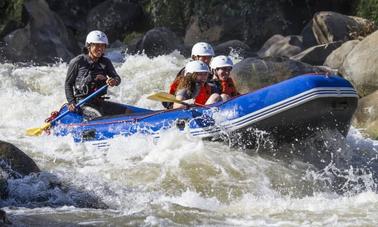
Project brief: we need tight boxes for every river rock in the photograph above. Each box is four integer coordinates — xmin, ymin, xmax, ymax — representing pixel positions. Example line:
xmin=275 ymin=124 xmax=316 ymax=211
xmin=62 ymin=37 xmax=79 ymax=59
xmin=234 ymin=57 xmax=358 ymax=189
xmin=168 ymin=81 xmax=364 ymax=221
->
xmin=290 ymin=41 xmax=343 ymax=65
xmin=183 ymin=1 xmax=297 ymax=49
xmin=258 ymin=34 xmax=303 ymax=58
xmin=86 ymin=0 xmax=145 ymax=42
xmin=301 ymin=11 xmax=376 ymax=48
xmin=353 ymin=90 xmax=378 ymax=139
xmin=136 ymin=27 xmax=185 ymax=57
xmin=214 ymin=40 xmax=252 ymax=57
xmin=46 ymin=0 xmax=103 ymax=42
xmin=0 ymin=141 xmax=40 ymax=176
xmin=2 ymin=0 xmax=78 ymax=63
xmin=324 ymin=40 xmax=360 ymax=69
xmin=230 ymin=57 xmax=329 ymax=94
xmin=339 ymin=30 xmax=378 ymax=97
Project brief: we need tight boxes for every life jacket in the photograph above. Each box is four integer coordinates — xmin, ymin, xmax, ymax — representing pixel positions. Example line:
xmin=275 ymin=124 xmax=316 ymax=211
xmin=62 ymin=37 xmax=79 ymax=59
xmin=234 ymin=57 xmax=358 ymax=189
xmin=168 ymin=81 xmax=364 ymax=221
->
xmin=195 ymin=83 xmax=212 ymax=105
xmin=169 ymin=79 xmax=180 ymax=95
xmin=221 ymin=78 xmax=239 ymax=97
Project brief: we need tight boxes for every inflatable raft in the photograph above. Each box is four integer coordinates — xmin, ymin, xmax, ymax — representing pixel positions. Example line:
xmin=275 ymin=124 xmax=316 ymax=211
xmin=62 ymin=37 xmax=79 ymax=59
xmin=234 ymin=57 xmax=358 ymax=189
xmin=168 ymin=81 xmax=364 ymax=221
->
xmin=51 ymin=74 xmax=358 ymax=144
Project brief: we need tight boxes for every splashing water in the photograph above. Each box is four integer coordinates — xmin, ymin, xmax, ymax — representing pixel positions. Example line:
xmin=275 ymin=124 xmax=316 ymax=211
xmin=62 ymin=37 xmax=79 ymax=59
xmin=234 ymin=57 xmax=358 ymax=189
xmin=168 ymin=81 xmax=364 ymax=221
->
xmin=0 ymin=51 xmax=378 ymax=226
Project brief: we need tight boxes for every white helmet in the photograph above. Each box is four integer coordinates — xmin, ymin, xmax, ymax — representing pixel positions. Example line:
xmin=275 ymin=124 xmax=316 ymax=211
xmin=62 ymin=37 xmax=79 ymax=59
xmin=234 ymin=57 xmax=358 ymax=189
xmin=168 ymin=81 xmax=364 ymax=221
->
xmin=210 ymin=55 xmax=233 ymax=70
xmin=86 ymin=30 xmax=108 ymax=46
xmin=185 ymin=61 xmax=210 ymax=75
xmin=191 ymin=42 xmax=215 ymax=56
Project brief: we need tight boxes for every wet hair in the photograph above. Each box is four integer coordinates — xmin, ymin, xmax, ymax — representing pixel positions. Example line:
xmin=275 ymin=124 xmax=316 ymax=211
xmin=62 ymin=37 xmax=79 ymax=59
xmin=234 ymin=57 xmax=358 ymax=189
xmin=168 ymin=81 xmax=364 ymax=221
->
xmin=82 ymin=46 xmax=89 ymax=54
xmin=177 ymin=73 xmax=197 ymax=92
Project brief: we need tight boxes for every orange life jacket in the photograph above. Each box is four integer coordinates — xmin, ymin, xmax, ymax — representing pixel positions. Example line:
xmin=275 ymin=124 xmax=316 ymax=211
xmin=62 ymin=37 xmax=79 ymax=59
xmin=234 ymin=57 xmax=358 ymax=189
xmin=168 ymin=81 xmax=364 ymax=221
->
xmin=195 ymin=83 xmax=212 ymax=105
xmin=221 ymin=78 xmax=239 ymax=97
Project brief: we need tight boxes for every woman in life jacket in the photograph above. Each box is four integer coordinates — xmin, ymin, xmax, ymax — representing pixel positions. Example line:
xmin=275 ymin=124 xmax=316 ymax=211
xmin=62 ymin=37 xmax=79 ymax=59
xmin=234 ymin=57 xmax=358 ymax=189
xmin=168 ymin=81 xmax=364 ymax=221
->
xmin=163 ymin=42 xmax=215 ymax=109
xmin=209 ymin=55 xmax=240 ymax=101
xmin=173 ymin=61 xmax=221 ymax=109
xmin=65 ymin=30 xmax=128 ymax=120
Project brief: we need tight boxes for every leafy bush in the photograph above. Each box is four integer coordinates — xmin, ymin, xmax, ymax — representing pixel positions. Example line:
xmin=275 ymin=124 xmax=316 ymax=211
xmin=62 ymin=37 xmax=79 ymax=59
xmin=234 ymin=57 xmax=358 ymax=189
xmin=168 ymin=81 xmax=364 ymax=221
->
xmin=356 ymin=0 xmax=378 ymax=24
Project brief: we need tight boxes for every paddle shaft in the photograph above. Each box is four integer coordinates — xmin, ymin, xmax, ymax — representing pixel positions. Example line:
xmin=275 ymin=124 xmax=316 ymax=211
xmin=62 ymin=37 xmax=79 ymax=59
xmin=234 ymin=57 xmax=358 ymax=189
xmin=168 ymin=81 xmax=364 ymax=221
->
xmin=148 ymin=92 xmax=208 ymax=108
xmin=51 ymin=85 xmax=108 ymax=125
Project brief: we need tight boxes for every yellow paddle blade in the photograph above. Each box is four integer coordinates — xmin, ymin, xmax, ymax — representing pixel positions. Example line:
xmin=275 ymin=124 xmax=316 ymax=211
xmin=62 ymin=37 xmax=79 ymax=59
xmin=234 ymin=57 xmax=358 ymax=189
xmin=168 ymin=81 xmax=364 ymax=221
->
xmin=147 ymin=92 xmax=182 ymax=104
xmin=26 ymin=122 xmax=51 ymax=136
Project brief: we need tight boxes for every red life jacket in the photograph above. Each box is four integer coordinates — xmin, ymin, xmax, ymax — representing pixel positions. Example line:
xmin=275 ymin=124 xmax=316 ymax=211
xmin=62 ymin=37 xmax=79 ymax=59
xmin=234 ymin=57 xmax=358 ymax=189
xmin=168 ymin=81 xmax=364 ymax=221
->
xmin=221 ymin=78 xmax=239 ymax=97
xmin=195 ymin=83 xmax=212 ymax=105
xmin=168 ymin=67 xmax=185 ymax=95
xmin=169 ymin=79 xmax=180 ymax=95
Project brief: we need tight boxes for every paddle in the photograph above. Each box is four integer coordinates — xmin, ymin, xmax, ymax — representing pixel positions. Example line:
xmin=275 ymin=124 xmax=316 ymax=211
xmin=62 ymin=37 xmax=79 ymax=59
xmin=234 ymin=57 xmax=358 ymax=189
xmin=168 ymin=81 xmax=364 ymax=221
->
xmin=26 ymin=85 xmax=108 ymax=136
xmin=147 ymin=92 xmax=208 ymax=108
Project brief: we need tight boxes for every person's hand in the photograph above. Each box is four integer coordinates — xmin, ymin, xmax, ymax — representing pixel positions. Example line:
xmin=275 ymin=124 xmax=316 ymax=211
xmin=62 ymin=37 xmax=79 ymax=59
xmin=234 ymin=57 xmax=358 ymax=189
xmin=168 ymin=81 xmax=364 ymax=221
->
xmin=183 ymin=99 xmax=195 ymax=105
xmin=94 ymin=74 xmax=107 ymax=81
xmin=68 ymin=103 xmax=76 ymax=112
xmin=106 ymin=77 xmax=119 ymax=87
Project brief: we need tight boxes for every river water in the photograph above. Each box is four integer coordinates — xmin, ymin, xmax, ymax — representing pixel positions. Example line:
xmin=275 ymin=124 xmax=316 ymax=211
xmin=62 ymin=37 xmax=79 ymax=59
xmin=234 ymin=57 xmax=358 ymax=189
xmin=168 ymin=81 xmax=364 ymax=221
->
xmin=0 ymin=51 xmax=377 ymax=226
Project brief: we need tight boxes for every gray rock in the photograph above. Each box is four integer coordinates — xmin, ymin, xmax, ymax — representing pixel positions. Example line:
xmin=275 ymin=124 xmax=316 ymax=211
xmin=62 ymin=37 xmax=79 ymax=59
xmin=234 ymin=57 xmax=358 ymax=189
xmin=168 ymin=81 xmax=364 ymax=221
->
xmin=353 ymin=90 xmax=378 ymax=139
xmin=2 ymin=0 xmax=78 ymax=63
xmin=0 ymin=140 xmax=40 ymax=177
xmin=86 ymin=0 xmax=145 ymax=42
xmin=214 ymin=40 xmax=252 ymax=57
xmin=290 ymin=41 xmax=343 ymax=65
xmin=258 ymin=34 xmax=303 ymax=58
xmin=230 ymin=57 xmax=330 ymax=94
xmin=301 ymin=11 xmax=376 ymax=48
xmin=324 ymin=40 xmax=360 ymax=69
xmin=136 ymin=27 xmax=185 ymax=57
xmin=340 ymin=30 xmax=378 ymax=97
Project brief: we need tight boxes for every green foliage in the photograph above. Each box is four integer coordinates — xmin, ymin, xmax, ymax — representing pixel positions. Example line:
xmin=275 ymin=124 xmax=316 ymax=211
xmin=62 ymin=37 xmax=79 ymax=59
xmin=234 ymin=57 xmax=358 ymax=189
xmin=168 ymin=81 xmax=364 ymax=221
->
xmin=0 ymin=0 xmax=25 ymax=37
xmin=356 ymin=0 xmax=378 ymax=24
xmin=142 ymin=0 xmax=192 ymax=36
xmin=123 ymin=32 xmax=143 ymax=45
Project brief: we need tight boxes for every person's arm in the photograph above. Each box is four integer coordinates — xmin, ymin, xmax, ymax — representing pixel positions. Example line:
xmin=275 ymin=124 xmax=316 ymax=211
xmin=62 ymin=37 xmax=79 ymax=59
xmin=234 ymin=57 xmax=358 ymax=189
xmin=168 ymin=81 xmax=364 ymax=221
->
xmin=65 ymin=58 xmax=79 ymax=110
xmin=173 ymin=89 xmax=194 ymax=109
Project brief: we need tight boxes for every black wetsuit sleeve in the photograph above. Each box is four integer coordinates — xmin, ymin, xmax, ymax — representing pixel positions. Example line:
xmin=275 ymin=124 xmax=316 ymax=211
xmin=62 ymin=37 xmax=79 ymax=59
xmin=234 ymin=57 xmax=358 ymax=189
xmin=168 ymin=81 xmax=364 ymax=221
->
xmin=65 ymin=58 xmax=79 ymax=104
xmin=105 ymin=59 xmax=121 ymax=85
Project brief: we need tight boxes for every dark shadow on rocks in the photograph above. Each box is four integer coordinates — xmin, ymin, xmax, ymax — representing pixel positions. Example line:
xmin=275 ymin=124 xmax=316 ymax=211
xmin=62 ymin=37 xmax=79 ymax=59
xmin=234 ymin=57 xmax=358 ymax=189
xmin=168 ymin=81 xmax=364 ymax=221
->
xmin=0 ymin=141 xmax=108 ymax=210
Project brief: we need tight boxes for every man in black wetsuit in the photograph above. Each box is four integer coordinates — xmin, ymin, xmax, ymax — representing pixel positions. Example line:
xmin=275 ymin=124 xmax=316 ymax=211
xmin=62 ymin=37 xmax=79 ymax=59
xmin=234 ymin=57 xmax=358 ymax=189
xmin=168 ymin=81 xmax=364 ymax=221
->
xmin=65 ymin=30 xmax=127 ymax=119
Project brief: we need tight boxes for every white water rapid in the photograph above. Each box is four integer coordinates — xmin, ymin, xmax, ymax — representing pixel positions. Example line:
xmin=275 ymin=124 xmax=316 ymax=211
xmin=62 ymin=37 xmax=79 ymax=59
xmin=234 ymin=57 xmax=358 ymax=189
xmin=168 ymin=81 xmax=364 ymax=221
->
xmin=0 ymin=51 xmax=377 ymax=226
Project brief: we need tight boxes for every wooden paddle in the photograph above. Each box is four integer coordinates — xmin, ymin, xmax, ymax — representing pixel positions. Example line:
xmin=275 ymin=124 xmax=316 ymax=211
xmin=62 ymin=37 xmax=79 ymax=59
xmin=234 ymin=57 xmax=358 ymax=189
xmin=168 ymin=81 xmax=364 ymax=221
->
xmin=26 ymin=85 xmax=108 ymax=136
xmin=147 ymin=92 xmax=207 ymax=108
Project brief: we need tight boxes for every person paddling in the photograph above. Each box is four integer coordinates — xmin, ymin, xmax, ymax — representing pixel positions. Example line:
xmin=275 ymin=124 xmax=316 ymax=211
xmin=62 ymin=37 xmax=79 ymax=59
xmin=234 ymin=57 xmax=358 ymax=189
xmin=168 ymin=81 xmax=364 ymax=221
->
xmin=163 ymin=42 xmax=215 ymax=109
xmin=173 ymin=61 xmax=221 ymax=109
xmin=65 ymin=30 xmax=127 ymax=119
xmin=210 ymin=55 xmax=240 ymax=101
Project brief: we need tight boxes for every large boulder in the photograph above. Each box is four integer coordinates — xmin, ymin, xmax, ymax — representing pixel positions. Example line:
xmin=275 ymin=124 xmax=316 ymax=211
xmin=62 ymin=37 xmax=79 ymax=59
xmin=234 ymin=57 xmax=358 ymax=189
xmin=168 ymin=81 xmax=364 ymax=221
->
xmin=2 ymin=0 xmax=78 ymax=63
xmin=183 ymin=3 xmax=291 ymax=49
xmin=339 ymin=30 xmax=378 ymax=97
xmin=324 ymin=39 xmax=360 ymax=69
xmin=0 ymin=141 xmax=40 ymax=176
xmin=136 ymin=27 xmax=185 ymax=57
xmin=230 ymin=57 xmax=329 ymax=94
xmin=258 ymin=34 xmax=303 ymax=58
xmin=290 ymin=41 xmax=343 ymax=65
xmin=353 ymin=91 xmax=378 ymax=139
xmin=46 ymin=0 xmax=103 ymax=42
xmin=301 ymin=11 xmax=376 ymax=48
xmin=86 ymin=0 xmax=145 ymax=43
xmin=214 ymin=40 xmax=252 ymax=57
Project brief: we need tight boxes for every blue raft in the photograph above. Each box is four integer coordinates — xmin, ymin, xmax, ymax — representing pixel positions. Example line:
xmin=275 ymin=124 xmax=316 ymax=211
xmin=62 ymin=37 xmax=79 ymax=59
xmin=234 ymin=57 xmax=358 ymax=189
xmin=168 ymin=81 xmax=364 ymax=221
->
xmin=53 ymin=74 xmax=358 ymax=144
